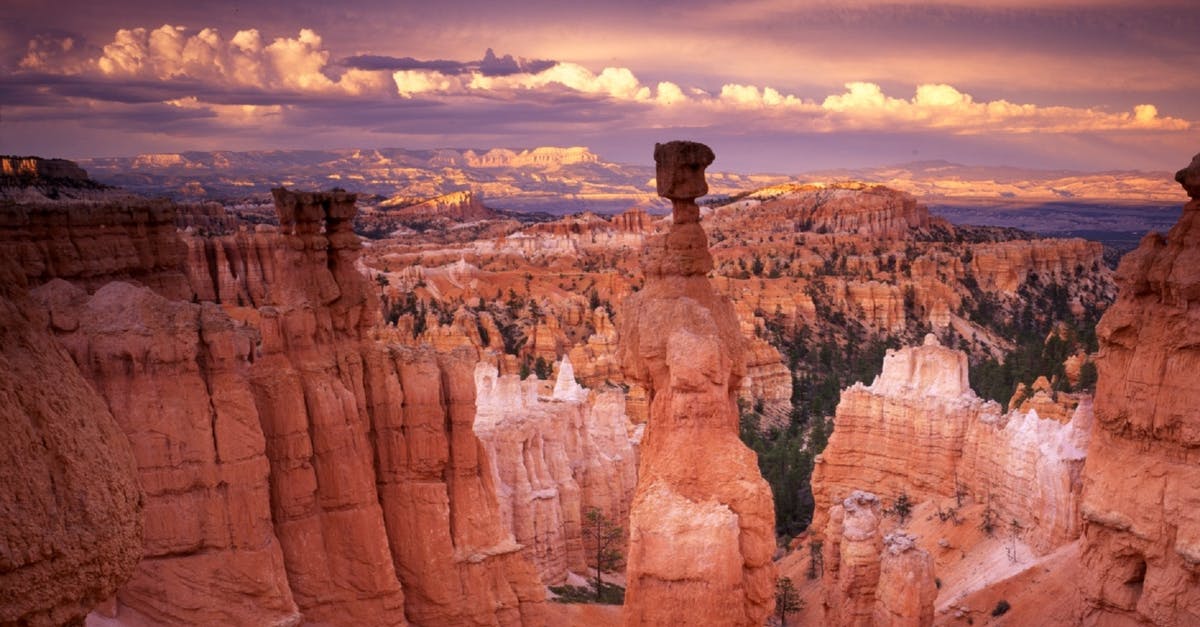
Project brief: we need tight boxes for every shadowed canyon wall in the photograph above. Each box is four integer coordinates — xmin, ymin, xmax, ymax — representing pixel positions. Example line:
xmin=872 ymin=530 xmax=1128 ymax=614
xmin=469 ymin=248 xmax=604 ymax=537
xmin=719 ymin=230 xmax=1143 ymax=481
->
xmin=0 ymin=261 xmax=142 ymax=627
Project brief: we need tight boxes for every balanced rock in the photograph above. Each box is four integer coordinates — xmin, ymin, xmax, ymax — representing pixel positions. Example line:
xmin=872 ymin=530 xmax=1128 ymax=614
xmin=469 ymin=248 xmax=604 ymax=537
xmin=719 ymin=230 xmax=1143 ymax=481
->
xmin=620 ymin=142 xmax=776 ymax=626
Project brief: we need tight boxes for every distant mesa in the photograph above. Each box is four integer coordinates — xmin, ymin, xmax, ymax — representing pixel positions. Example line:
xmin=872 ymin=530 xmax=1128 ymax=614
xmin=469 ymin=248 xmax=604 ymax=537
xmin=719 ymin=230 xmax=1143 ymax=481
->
xmin=0 ymin=155 xmax=125 ymax=203
xmin=379 ymin=189 xmax=498 ymax=221
xmin=1 ymin=155 xmax=90 ymax=181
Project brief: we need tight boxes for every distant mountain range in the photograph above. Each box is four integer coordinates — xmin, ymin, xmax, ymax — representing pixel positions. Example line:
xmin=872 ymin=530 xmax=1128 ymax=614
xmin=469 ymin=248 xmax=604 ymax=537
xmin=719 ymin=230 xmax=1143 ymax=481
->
xmin=78 ymin=148 xmax=1182 ymax=212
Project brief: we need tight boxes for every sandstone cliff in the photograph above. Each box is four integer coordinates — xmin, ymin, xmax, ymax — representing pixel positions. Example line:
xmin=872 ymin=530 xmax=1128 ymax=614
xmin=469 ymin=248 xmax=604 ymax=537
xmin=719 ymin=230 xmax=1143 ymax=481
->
xmin=1078 ymin=153 xmax=1200 ymax=626
xmin=619 ymin=142 xmax=776 ymax=626
xmin=10 ymin=189 xmax=547 ymax=625
xmin=474 ymin=356 xmax=638 ymax=586
xmin=812 ymin=334 xmax=1092 ymax=556
xmin=0 ymin=262 xmax=142 ymax=627
xmin=0 ymin=201 xmax=189 ymax=298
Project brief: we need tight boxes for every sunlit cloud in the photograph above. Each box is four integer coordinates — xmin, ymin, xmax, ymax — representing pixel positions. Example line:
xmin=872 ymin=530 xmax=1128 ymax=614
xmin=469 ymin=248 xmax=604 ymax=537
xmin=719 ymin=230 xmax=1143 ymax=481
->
xmin=86 ymin=24 xmax=387 ymax=95
xmin=6 ymin=21 xmax=1195 ymax=169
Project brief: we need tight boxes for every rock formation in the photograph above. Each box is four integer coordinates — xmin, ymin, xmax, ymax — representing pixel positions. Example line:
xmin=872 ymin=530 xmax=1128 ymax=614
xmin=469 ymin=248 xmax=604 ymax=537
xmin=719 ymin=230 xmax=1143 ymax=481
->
xmin=0 ymin=201 xmax=188 ymax=298
xmin=2 ymin=155 xmax=90 ymax=181
xmin=822 ymin=491 xmax=885 ymax=626
xmin=873 ymin=533 xmax=937 ymax=627
xmin=812 ymin=334 xmax=1093 ymax=555
xmin=6 ymin=188 xmax=548 ymax=625
xmin=1078 ymin=153 xmax=1200 ymax=626
xmin=619 ymin=141 xmax=776 ymax=625
xmin=474 ymin=356 xmax=639 ymax=585
xmin=0 ymin=262 xmax=142 ymax=627
xmin=818 ymin=492 xmax=935 ymax=627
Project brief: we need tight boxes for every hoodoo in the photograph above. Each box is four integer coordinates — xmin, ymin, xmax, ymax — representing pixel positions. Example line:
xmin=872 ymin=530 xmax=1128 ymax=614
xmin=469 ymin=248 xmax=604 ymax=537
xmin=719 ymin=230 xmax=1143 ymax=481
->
xmin=1078 ymin=152 xmax=1200 ymax=626
xmin=619 ymin=141 xmax=777 ymax=625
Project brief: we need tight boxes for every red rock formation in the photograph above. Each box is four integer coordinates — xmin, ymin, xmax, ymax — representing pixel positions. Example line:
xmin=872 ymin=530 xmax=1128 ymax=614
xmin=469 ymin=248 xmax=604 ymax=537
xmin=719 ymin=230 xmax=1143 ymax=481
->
xmin=380 ymin=190 xmax=498 ymax=222
xmin=873 ymin=533 xmax=937 ymax=627
xmin=612 ymin=206 xmax=654 ymax=233
xmin=0 ymin=202 xmax=189 ymax=298
xmin=474 ymin=356 xmax=638 ymax=585
xmin=721 ymin=183 xmax=930 ymax=239
xmin=1079 ymin=154 xmax=1200 ymax=626
xmin=969 ymin=238 xmax=1104 ymax=293
xmin=11 ymin=189 xmax=548 ymax=625
xmin=812 ymin=334 xmax=1093 ymax=555
xmin=822 ymin=491 xmax=884 ymax=626
xmin=1 ymin=155 xmax=90 ymax=180
xmin=620 ymin=142 xmax=776 ymax=626
xmin=362 ymin=345 xmax=546 ymax=626
xmin=0 ymin=264 xmax=142 ymax=627
xmin=36 ymin=279 xmax=301 ymax=626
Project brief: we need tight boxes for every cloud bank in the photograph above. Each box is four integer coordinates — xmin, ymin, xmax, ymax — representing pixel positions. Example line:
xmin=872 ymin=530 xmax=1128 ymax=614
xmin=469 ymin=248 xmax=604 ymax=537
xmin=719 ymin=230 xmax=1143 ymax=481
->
xmin=4 ymin=22 xmax=1194 ymax=168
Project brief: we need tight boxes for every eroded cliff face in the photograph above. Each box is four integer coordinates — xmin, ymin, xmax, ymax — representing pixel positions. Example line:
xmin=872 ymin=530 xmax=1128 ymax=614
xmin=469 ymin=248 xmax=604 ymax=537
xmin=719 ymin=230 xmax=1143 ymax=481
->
xmin=0 ymin=264 xmax=142 ymax=627
xmin=0 ymin=201 xmax=188 ymax=298
xmin=619 ymin=142 xmax=776 ymax=626
xmin=11 ymin=189 xmax=547 ymax=625
xmin=473 ymin=356 xmax=639 ymax=586
xmin=812 ymin=334 xmax=1093 ymax=556
xmin=1079 ymin=155 xmax=1200 ymax=627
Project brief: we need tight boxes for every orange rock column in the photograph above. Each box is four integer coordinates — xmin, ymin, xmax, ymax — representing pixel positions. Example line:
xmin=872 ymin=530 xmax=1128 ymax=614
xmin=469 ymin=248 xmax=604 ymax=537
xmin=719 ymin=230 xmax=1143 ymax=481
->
xmin=619 ymin=141 xmax=776 ymax=626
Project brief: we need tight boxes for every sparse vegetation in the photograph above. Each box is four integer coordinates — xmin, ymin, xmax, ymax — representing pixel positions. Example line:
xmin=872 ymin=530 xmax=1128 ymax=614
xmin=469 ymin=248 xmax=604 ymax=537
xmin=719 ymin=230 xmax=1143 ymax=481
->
xmin=992 ymin=599 xmax=1011 ymax=617
xmin=892 ymin=492 xmax=913 ymax=524
xmin=980 ymin=505 xmax=998 ymax=537
xmin=808 ymin=541 xmax=824 ymax=580
xmin=582 ymin=507 xmax=623 ymax=602
xmin=775 ymin=577 xmax=804 ymax=626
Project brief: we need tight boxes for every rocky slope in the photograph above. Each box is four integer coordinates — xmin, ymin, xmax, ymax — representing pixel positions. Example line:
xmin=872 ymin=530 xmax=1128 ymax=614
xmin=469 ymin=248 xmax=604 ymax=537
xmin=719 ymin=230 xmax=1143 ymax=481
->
xmin=811 ymin=334 xmax=1093 ymax=557
xmin=0 ymin=260 xmax=143 ymax=627
xmin=618 ymin=142 xmax=776 ymax=626
xmin=1078 ymin=154 xmax=1200 ymax=626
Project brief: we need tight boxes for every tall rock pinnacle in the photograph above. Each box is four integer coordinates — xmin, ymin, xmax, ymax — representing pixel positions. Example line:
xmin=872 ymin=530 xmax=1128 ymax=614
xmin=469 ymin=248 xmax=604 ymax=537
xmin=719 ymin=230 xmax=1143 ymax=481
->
xmin=1079 ymin=152 xmax=1200 ymax=625
xmin=619 ymin=141 xmax=776 ymax=625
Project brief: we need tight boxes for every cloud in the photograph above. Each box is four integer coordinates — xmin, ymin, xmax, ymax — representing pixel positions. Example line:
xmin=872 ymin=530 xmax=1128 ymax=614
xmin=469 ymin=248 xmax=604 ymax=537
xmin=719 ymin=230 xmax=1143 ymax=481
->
xmin=342 ymin=48 xmax=555 ymax=77
xmin=815 ymin=82 xmax=1190 ymax=133
xmin=86 ymin=24 xmax=384 ymax=95
xmin=8 ymin=22 xmax=1193 ymax=165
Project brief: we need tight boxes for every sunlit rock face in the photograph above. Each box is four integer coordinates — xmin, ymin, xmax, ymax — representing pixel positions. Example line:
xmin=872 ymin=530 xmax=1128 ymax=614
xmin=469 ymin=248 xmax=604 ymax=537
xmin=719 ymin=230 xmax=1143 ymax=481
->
xmin=821 ymin=491 xmax=884 ymax=627
xmin=0 ymin=263 xmax=142 ymax=627
xmin=819 ymin=492 xmax=936 ymax=627
xmin=11 ymin=189 xmax=548 ymax=626
xmin=473 ymin=355 xmax=639 ymax=585
xmin=873 ymin=532 xmax=937 ymax=627
xmin=812 ymin=334 xmax=1093 ymax=556
xmin=619 ymin=142 xmax=776 ymax=626
xmin=1079 ymin=154 xmax=1200 ymax=627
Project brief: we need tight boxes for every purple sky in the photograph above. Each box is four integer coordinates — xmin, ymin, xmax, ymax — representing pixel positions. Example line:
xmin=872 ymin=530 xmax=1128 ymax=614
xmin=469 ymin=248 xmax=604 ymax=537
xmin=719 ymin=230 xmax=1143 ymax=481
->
xmin=3 ymin=0 xmax=1198 ymax=173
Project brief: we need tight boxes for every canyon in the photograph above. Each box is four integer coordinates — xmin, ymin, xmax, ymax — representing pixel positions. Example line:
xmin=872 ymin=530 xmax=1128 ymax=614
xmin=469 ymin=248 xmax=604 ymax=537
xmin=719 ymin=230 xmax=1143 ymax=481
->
xmin=1 ymin=148 xmax=1196 ymax=626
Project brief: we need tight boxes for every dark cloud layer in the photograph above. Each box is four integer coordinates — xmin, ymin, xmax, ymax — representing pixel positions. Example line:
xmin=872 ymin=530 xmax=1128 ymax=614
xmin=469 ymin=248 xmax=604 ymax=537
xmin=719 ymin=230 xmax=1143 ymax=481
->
xmin=342 ymin=48 xmax=556 ymax=77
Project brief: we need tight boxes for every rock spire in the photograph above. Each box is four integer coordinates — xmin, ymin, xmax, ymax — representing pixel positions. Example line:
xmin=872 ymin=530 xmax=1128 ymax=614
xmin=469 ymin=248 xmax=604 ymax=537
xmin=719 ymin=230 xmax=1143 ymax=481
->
xmin=619 ymin=141 xmax=776 ymax=626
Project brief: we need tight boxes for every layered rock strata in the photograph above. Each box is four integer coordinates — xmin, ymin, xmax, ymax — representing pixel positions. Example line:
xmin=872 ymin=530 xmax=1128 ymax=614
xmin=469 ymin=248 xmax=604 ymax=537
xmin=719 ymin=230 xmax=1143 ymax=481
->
xmin=474 ymin=356 xmax=638 ymax=585
xmin=619 ymin=142 xmax=776 ymax=625
xmin=1078 ymin=153 xmax=1200 ymax=626
xmin=822 ymin=491 xmax=885 ymax=626
xmin=812 ymin=334 xmax=1093 ymax=555
xmin=18 ymin=189 xmax=547 ymax=625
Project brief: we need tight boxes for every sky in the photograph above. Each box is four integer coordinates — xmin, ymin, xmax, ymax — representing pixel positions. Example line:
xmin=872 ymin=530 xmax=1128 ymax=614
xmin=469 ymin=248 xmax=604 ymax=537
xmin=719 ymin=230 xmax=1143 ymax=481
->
xmin=3 ymin=0 xmax=1199 ymax=173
